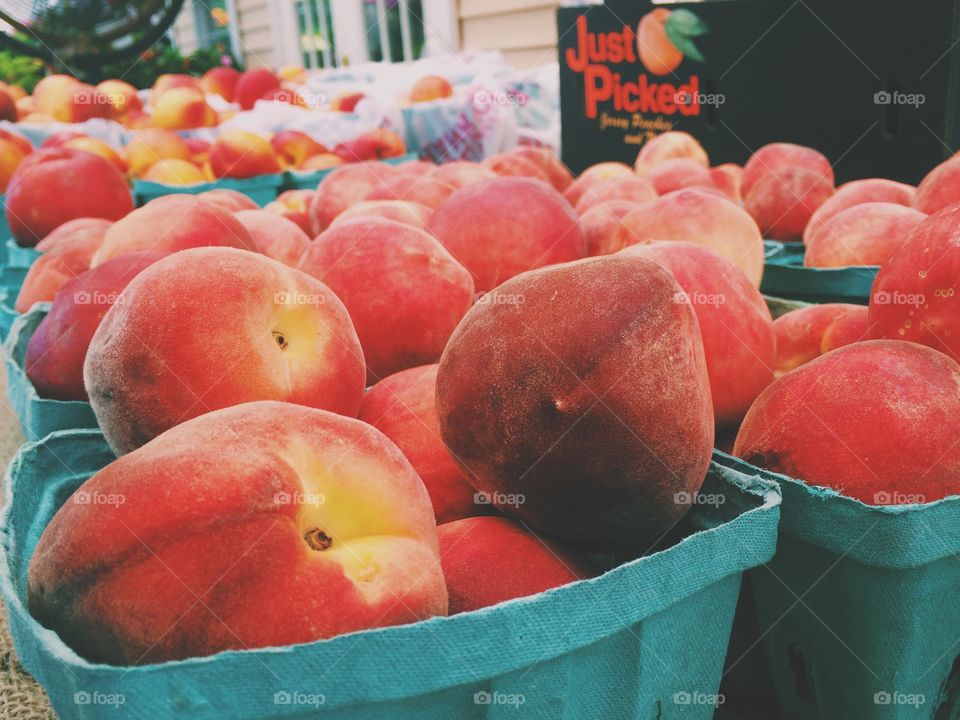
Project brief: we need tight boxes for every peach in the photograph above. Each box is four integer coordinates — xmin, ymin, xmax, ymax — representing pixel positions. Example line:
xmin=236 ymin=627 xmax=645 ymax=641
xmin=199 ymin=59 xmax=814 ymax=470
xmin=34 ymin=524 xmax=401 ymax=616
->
xmin=331 ymin=91 xmax=366 ymax=112
xmin=150 ymin=87 xmax=216 ymax=129
xmin=197 ymin=188 xmax=259 ymax=212
xmin=185 ymin=137 xmax=211 ymax=165
xmin=278 ymin=64 xmax=307 ymax=83
xmin=913 ymin=155 xmax=960 ymax=215
xmin=430 ymin=161 xmax=497 ymax=189
xmin=410 ymin=75 xmax=453 ymax=103
xmin=209 ymin=130 xmax=282 ymax=178
xmin=5 ymin=148 xmax=133 ymax=247
xmin=0 ymin=138 xmax=26 ymax=194
xmin=331 ymin=200 xmax=432 ymax=229
xmin=614 ymin=189 xmax=765 ymax=286
xmin=621 ymin=241 xmax=775 ymax=427
xmin=308 ymin=161 xmax=399 ymax=234
xmin=260 ymin=85 xmax=306 ymax=106
xmin=25 ymin=252 xmax=169 ymax=400
xmin=265 ymin=189 xmax=313 ymax=233
xmin=63 ymin=137 xmax=126 ymax=173
xmin=270 ymin=130 xmax=327 ymax=167
xmin=124 ymin=129 xmax=192 ymax=177
xmin=28 ymin=400 xmax=446 ymax=664
xmin=0 ymin=87 xmax=15 ymax=122
xmin=646 ymin=158 xmax=713 ymax=195
xmin=141 ymin=158 xmax=206 ymax=185
xmin=0 ymin=128 xmax=33 ymax=156
xmin=150 ymin=74 xmax=201 ymax=101
xmin=41 ymin=131 xmax=87 ymax=150
xmin=333 ymin=128 xmax=406 ymax=162
xmin=710 ymin=163 xmax=743 ymax=203
xmin=359 ymin=364 xmax=478 ymax=524
xmin=580 ymin=200 xmax=643 ymax=256
xmin=234 ymin=209 xmax=311 ymax=267
xmin=394 ymin=160 xmax=436 ymax=177
xmin=804 ymin=178 xmax=916 ymax=244
xmin=200 ymin=66 xmax=241 ymax=102
xmin=741 ymin=142 xmax=834 ymax=197
xmin=637 ymin=9 xmax=683 ymax=76
xmin=15 ymin=96 xmax=37 ymax=120
xmin=428 ymin=177 xmax=586 ymax=292
xmin=235 ymin=68 xmax=282 ymax=110
xmin=634 ymin=131 xmax=709 ymax=176
xmin=734 ymin=340 xmax=960 ymax=504
xmin=0 ymin=82 xmax=26 ymax=102
xmin=95 ymin=79 xmax=142 ymax=117
xmin=820 ymin=306 xmax=871 ymax=353
xmin=91 ymin=195 xmax=255 ymax=266
xmin=362 ymin=174 xmax=456 ymax=209
xmin=804 ymin=202 xmax=926 ymax=268
xmin=563 ymin=162 xmax=634 ymax=207
xmin=869 ymin=202 xmax=960 ymax=363
xmin=299 ymin=153 xmax=344 ymax=172
xmin=744 ymin=166 xmax=835 ymax=241
xmin=34 ymin=75 xmax=111 ymax=123
xmin=511 ymin=147 xmax=574 ymax=192
xmin=85 ymin=249 xmax=366 ymax=454
xmin=481 ymin=153 xmax=552 ymax=184
xmin=439 ymin=516 xmax=596 ymax=613
xmin=772 ymin=303 xmax=864 ymax=375
xmin=16 ymin=219 xmax=112 ymax=312
xmin=436 ymin=255 xmax=713 ymax=550
xmin=299 ymin=218 xmax=474 ymax=381
xmin=573 ymin=176 xmax=657 ymax=215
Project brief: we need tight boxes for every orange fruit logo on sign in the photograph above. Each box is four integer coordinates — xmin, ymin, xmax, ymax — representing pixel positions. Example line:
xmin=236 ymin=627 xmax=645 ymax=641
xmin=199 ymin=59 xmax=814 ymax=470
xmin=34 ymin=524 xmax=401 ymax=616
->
xmin=637 ymin=8 xmax=708 ymax=76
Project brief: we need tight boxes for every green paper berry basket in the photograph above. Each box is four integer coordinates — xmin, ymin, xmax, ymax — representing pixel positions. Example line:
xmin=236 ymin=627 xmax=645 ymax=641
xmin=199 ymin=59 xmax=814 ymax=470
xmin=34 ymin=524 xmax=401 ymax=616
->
xmin=4 ymin=238 xmax=42 ymax=270
xmin=714 ymin=451 xmax=960 ymax=720
xmin=132 ymin=174 xmax=285 ymax=208
xmin=0 ymin=431 xmax=780 ymax=720
xmin=3 ymin=303 xmax=99 ymax=440
xmin=760 ymin=240 xmax=878 ymax=305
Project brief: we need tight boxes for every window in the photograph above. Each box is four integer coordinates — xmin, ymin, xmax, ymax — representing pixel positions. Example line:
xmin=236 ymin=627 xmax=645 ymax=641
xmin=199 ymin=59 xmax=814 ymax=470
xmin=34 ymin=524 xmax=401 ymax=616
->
xmin=296 ymin=0 xmax=337 ymax=69
xmin=364 ymin=0 xmax=426 ymax=63
xmin=194 ymin=0 xmax=233 ymax=49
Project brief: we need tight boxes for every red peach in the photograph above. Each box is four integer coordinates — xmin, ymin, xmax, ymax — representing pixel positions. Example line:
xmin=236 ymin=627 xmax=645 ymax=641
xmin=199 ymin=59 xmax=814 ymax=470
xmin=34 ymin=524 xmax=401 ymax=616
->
xmin=820 ymin=306 xmax=872 ymax=353
xmin=0 ymin=138 xmax=26 ymax=194
xmin=430 ymin=161 xmax=497 ymax=189
xmin=563 ymin=163 xmax=634 ymax=207
xmin=270 ymin=130 xmax=327 ymax=167
xmin=200 ymin=66 xmax=241 ymax=102
xmin=436 ymin=255 xmax=714 ymax=551
xmin=410 ymin=75 xmax=453 ymax=103
xmin=265 ymin=189 xmax=313 ymax=234
xmin=234 ymin=68 xmax=281 ymax=110
xmin=868 ymin=202 xmax=960 ymax=363
xmin=333 ymin=128 xmax=406 ymax=162
xmin=299 ymin=218 xmax=474 ymax=381
xmin=359 ymin=364 xmax=478 ymax=523
xmin=438 ymin=516 xmax=596 ymax=613
xmin=35 ymin=217 xmax=112 ymax=253
xmin=0 ymin=128 xmax=33 ymax=156
xmin=235 ymin=209 xmax=311 ymax=267
xmin=621 ymin=241 xmax=775 ymax=427
xmin=299 ymin=153 xmax=344 ymax=172
xmin=63 ymin=136 xmax=126 ymax=173
xmin=91 ymin=195 xmax=255 ymax=266
xmin=330 ymin=91 xmax=366 ymax=112
xmin=209 ymin=130 xmax=282 ymax=178
xmin=804 ymin=202 xmax=927 ymax=268
xmin=362 ymin=174 xmax=456 ymax=209
xmin=428 ymin=177 xmax=586 ymax=292
xmin=150 ymin=74 xmax=201 ymax=101
xmin=28 ymin=400 xmax=445 ymax=664
xmin=734 ymin=340 xmax=960 ymax=505
xmin=308 ymin=161 xmax=400 ymax=234
xmin=710 ymin=163 xmax=744 ymax=203
xmin=773 ymin=303 xmax=864 ymax=375
xmin=150 ymin=87 xmax=217 ymax=130
xmin=141 ymin=158 xmax=206 ymax=185
xmin=394 ymin=160 xmax=436 ymax=177
xmin=614 ymin=188 xmax=765 ymax=286
xmin=84 ymin=249 xmax=367 ymax=453
xmin=645 ymin=158 xmax=713 ymax=195
xmin=197 ymin=188 xmax=259 ymax=212
xmin=744 ymin=166 xmax=835 ymax=241
xmin=573 ymin=176 xmax=657 ymax=215
xmin=5 ymin=148 xmax=133 ymax=247
xmin=510 ymin=147 xmax=574 ymax=192
xmin=913 ymin=155 xmax=960 ymax=215
xmin=25 ymin=252 xmax=170 ymax=400
xmin=741 ymin=142 xmax=833 ymax=197
xmin=125 ymin=129 xmax=192 ymax=177
xmin=634 ymin=131 xmax=709 ymax=176
xmin=481 ymin=153 xmax=552 ymax=184
xmin=331 ymin=200 xmax=433 ymax=229
xmin=803 ymin=178 xmax=916 ymax=244
xmin=580 ymin=200 xmax=643 ymax=256
xmin=35 ymin=77 xmax=112 ymax=123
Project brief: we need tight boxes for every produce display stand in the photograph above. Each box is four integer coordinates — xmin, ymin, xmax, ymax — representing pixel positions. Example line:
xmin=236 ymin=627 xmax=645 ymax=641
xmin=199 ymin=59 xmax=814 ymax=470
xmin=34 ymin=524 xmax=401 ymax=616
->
xmin=3 ymin=305 xmax=99 ymax=442
xmin=0 ymin=429 xmax=781 ymax=720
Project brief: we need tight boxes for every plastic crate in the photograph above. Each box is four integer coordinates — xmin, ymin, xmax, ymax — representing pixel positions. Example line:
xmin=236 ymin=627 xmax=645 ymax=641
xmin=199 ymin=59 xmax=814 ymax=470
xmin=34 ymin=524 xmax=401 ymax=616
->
xmin=715 ymin=452 xmax=960 ymax=720
xmin=0 ymin=434 xmax=780 ymax=720
xmin=281 ymin=153 xmax=421 ymax=192
xmin=132 ymin=174 xmax=285 ymax=208
xmin=3 ymin=304 xmax=99 ymax=440
xmin=760 ymin=240 xmax=878 ymax=304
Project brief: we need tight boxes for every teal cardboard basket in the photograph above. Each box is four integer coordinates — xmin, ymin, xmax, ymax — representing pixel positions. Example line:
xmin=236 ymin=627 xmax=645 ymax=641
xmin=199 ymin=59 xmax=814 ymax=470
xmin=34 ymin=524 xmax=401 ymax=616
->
xmin=0 ymin=285 xmax=20 ymax=340
xmin=715 ymin=452 xmax=960 ymax=720
xmin=0 ymin=432 xmax=781 ymax=720
xmin=0 ymin=193 xmax=9 ymax=261
xmin=5 ymin=237 xmax=41 ymax=269
xmin=133 ymin=174 xmax=285 ymax=207
xmin=760 ymin=240 xmax=878 ymax=305
xmin=281 ymin=153 xmax=421 ymax=192
xmin=3 ymin=304 xmax=99 ymax=440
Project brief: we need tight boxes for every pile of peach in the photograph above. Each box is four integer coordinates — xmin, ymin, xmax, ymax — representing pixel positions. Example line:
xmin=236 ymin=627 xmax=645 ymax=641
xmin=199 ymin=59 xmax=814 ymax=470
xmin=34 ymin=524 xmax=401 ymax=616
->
xmin=8 ymin=131 xmax=960 ymax=667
